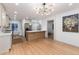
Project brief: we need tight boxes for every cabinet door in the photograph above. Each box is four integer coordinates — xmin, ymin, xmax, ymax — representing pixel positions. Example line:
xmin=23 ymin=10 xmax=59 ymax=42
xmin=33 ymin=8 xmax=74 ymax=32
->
xmin=1 ymin=8 xmax=6 ymax=27
xmin=0 ymin=4 xmax=2 ymax=27
xmin=6 ymin=16 xmax=9 ymax=27
xmin=0 ymin=35 xmax=12 ymax=52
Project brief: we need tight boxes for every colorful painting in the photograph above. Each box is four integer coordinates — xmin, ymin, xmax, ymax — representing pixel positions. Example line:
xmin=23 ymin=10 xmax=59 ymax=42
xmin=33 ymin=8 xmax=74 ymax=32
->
xmin=63 ymin=14 xmax=79 ymax=32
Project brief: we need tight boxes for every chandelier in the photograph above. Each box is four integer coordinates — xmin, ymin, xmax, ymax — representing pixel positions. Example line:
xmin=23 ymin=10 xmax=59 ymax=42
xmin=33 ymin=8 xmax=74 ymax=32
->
xmin=34 ymin=3 xmax=54 ymax=16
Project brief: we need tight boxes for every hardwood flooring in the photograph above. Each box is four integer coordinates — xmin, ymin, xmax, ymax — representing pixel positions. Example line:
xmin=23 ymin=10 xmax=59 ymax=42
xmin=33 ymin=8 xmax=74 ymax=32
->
xmin=3 ymin=38 xmax=79 ymax=55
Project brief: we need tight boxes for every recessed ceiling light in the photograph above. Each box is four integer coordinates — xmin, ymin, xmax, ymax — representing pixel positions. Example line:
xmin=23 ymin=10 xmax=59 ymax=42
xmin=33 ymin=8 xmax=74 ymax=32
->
xmin=53 ymin=3 xmax=55 ymax=6
xmin=15 ymin=3 xmax=19 ymax=6
xmin=14 ymin=11 xmax=17 ymax=14
xmin=69 ymin=3 xmax=73 ymax=6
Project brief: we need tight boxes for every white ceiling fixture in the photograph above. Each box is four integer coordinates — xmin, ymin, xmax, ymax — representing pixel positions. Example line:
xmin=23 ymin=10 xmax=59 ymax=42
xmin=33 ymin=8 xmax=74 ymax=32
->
xmin=53 ymin=3 xmax=56 ymax=6
xmin=34 ymin=3 xmax=54 ymax=16
xmin=14 ymin=11 xmax=18 ymax=14
xmin=69 ymin=3 xmax=73 ymax=6
xmin=15 ymin=3 xmax=19 ymax=6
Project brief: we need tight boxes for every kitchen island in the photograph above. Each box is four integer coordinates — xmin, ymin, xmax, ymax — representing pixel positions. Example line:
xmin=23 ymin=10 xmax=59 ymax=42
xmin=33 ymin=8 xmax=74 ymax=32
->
xmin=26 ymin=30 xmax=46 ymax=41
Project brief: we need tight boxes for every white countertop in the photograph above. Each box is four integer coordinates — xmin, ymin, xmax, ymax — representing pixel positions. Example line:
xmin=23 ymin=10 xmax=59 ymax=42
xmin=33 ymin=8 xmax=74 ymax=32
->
xmin=0 ymin=32 xmax=12 ymax=36
xmin=26 ymin=30 xmax=46 ymax=32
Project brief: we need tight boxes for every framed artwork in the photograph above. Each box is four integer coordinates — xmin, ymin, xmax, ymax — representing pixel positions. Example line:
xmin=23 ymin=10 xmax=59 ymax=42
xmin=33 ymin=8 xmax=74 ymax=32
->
xmin=63 ymin=14 xmax=79 ymax=32
xmin=11 ymin=23 xmax=18 ymax=32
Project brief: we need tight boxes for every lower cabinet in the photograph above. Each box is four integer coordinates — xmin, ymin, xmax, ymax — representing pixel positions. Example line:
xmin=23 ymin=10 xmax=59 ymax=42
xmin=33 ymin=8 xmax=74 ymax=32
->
xmin=26 ymin=31 xmax=45 ymax=41
xmin=0 ymin=34 xmax=12 ymax=54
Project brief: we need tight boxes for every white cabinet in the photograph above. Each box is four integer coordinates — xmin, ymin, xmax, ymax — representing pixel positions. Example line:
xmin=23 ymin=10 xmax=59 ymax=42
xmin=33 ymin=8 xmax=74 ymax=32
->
xmin=0 ymin=32 xmax=12 ymax=54
xmin=1 ymin=7 xmax=7 ymax=27
xmin=6 ymin=16 xmax=9 ymax=27
xmin=0 ymin=4 xmax=9 ymax=28
xmin=0 ymin=4 xmax=2 ymax=27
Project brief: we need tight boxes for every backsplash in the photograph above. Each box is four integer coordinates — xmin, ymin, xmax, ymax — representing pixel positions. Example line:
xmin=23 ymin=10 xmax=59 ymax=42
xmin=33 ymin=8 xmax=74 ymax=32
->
xmin=31 ymin=22 xmax=41 ymax=30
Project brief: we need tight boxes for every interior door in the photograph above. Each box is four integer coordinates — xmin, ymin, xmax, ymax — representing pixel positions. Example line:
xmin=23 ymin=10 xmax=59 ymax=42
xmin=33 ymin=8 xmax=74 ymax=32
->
xmin=47 ymin=20 xmax=54 ymax=39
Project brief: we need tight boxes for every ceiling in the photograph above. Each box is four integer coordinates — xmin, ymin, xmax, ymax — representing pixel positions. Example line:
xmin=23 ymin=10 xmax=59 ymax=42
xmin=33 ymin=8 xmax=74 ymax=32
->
xmin=3 ymin=3 xmax=79 ymax=20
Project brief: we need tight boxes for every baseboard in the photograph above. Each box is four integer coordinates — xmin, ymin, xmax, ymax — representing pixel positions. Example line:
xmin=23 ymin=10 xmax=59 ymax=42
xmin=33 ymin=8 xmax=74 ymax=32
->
xmin=0 ymin=49 xmax=9 ymax=55
xmin=55 ymin=39 xmax=79 ymax=48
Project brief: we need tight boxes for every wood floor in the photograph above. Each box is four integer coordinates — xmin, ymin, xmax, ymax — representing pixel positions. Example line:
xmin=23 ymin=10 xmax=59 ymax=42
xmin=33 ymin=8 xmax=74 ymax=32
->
xmin=4 ymin=38 xmax=79 ymax=55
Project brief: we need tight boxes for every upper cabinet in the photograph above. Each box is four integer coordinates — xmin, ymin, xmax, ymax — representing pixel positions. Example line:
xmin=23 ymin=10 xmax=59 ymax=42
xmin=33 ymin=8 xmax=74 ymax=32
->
xmin=0 ymin=4 xmax=2 ymax=27
xmin=6 ymin=15 xmax=9 ymax=27
xmin=0 ymin=4 xmax=10 ymax=28
xmin=1 ymin=7 xmax=6 ymax=27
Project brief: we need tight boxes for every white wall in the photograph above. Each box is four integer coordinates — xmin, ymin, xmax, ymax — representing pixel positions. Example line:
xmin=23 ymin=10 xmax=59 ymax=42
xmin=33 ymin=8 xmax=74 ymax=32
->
xmin=54 ymin=9 xmax=79 ymax=47
xmin=31 ymin=20 xmax=41 ymax=30
xmin=41 ymin=20 xmax=48 ymax=37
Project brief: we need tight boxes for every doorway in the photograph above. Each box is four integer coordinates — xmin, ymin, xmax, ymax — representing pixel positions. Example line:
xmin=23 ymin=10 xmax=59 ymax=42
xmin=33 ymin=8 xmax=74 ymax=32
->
xmin=47 ymin=20 xmax=54 ymax=39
